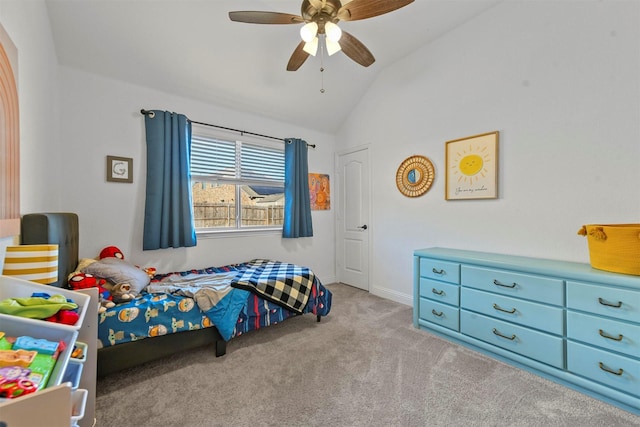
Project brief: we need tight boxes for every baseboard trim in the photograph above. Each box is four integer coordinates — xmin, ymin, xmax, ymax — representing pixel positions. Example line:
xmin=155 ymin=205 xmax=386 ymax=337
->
xmin=371 ymin=285 xmax=412 ymax=306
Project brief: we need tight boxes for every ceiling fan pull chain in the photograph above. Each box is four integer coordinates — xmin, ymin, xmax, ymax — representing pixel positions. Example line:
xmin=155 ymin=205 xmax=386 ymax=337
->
xmin=320 ymin=35 xmax=326 ymax=93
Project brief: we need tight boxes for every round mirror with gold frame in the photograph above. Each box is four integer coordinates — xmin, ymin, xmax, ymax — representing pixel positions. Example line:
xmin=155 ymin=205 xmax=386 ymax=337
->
xmin=396 ymin=155 xmax=435 ymax=198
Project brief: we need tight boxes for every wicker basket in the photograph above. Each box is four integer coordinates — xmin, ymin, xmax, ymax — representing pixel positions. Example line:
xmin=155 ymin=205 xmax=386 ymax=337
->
xmin=578 ymin=224 xmax=640 ymax=275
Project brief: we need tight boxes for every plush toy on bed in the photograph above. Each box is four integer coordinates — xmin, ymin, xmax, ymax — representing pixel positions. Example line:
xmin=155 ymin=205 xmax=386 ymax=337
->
xmin=70 ymin=246 xmax=151 ymax=305
xmin=99 ymin=246 xmax=124 ymax=260
xmin=68 ymin=272 xmax=115 ymax=314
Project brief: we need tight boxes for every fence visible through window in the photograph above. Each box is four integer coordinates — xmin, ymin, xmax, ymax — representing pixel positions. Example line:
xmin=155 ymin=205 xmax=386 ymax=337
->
xmin=193 ymin=203 xmax=283 ymax=228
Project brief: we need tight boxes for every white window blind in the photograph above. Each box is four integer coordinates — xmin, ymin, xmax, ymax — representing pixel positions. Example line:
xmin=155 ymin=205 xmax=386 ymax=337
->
xmin=191 ymin=136 xmax=284 ymax=184
xmin=190 ymin=134 xmax=285 ymax=233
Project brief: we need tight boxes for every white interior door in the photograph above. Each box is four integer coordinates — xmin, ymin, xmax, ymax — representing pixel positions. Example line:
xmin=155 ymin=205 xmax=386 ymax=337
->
xmin=336 ymin=147 xmax=370 ymax=291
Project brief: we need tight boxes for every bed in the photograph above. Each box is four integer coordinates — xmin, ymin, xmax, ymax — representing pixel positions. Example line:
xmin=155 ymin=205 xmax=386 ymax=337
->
xmin=20 ymin=213 xmax=333 ymax=377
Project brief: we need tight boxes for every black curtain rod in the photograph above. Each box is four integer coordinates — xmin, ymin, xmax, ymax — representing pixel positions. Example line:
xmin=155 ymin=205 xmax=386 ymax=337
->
xmin=140 ymin=109 xmax=315 ymax=148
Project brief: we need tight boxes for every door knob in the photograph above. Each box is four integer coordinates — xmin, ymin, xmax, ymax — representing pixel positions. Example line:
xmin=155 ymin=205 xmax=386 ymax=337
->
xmin=358 ymin=225 xmax=368 ymax=230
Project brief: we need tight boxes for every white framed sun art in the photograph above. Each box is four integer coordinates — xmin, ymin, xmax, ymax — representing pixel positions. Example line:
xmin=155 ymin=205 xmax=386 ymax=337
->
xmin=445 ymin=131 xmax=499 ymax=200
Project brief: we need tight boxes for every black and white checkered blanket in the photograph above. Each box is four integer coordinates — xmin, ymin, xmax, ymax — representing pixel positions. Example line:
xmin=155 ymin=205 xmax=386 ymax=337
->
xmin=230 ymin=259 xmax=315 ymax=314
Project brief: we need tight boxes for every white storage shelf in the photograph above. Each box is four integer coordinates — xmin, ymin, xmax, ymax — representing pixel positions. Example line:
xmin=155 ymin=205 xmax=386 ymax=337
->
xmin=0 ymin=275 xmax=97 ymax=427
xmin=413 ymin=247 xmax=640 ymax=416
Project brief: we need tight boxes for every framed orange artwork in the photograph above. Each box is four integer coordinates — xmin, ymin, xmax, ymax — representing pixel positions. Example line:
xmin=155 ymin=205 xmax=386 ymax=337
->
xmin=309 ymin=173 xmax=330 ymax=210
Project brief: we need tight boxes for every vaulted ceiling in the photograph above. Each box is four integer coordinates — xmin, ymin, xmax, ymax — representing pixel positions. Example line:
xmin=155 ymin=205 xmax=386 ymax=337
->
xmin=46 ymin=0 xmax=500 ymax=133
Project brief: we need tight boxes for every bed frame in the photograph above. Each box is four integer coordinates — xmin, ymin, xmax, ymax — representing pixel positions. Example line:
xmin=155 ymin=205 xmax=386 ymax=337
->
xmin=21 ymin=212 xmax=227 ymax=377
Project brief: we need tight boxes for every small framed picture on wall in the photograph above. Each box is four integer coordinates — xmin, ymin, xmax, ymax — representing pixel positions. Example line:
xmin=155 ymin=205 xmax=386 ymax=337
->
xmin=445 ymin=131 xmax=499 ymax=200
xmin=106 ymin=155 xmax=133 ymax=183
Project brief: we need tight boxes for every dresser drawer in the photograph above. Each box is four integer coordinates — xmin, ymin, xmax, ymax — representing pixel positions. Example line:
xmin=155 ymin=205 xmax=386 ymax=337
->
xmin=461 ymin=287 xmax=563 ymax=335
xmin=420 ymin=278 xmax=459 ymax=306
xmin=461 ymin=265 xmax=564 ymax=306
xmin=419 ymin=298 xmax=459 ymax=331
xmin=567 ymin=341 xmax=640 ymax=397
xmin=567 ymin=311 xmax=640 ymax=359
xmin=460 ymin=310 xmax=564 ymax=368
xmin=419 ymin=258 xmax=460 ymax=284
xmin=567 ymin=281 xmax=639 ymax=323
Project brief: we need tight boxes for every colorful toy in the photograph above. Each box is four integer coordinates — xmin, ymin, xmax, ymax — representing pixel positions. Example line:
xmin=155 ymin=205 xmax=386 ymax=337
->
xmin=0 ymin=376 xmax=37 ymax=398
xmin=26 ymin=293 xmax=81 ymax=325
xmin=71 ymin=345 xmax=84 ymax=360
xmin=99 ymin=246 xmax=124 ymax=260
xmin=13 ymin=336 xmax=59 ymax=355
xmin=0 ymin=346 xmax=58 ymax=396
xmin=68 ymin=246 xmax=155 ymax=308
xmin=68 ymin=272 xmax=105 ymax=290
xmin=0 ymin=294 xmax=78 ymax=322
xmin=68 ymin=272 xmax=115 ymax=313
xmin=0 ymin=350 xmax=37 ymax=368
xmin=107 ymin=283 xmax=135 ymax=303
xmin=0 ymin=331 xmax=66 ymax=395
xmin=94 ymin=246 xmax=151 ymax=302
xmin=45 ymin=309 xmax=80 ymax=325
xmin=142 ymin=267 xmax=157 ymax=278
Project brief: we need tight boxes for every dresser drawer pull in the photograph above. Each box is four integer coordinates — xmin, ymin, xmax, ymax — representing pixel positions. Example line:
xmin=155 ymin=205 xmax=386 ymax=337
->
xmin=598 ymin=329 xmax=624 ymax=341
xmin=492 ymin=328 xmax=516 ymax=340
xmin=492 ymin=303 xmax=516 ymax=314
xmin=598 ymin=362 xmax=624 ymax=376
xmin=432 ymin=268 xmax=445 ymax=275
xmin=493 ymin=279 xmax=516 ymax=289
xmin=598 ymin=298 xmax=622 ymax=308
xmin=431 ymin=309 xmax=444 ymax=317
xmin=432 ymin=288 xmax=445 ymax=296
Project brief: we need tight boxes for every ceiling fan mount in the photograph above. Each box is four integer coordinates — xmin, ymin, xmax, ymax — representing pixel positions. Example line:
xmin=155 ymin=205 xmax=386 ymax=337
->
xmin=301 ymin=0 xmax=341 ymax=27
xmin=229 ymin=0 xmax=414 ymax=71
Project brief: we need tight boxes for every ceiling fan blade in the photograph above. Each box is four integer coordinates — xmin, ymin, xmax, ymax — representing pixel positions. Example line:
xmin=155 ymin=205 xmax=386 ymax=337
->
xmin=337 ymin=0 xmax=414 ymax=22
xmin=287 ymin=41 xmax=311 ymax=71
xmin=340 ymin=31 xmax=375 ymax=67
xmin=229 ymin=11 xmax=304 ymax=24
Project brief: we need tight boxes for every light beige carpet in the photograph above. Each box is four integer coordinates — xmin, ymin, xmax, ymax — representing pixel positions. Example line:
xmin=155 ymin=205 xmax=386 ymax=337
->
xmin=96 ymin=283 xmax=639 ymax=426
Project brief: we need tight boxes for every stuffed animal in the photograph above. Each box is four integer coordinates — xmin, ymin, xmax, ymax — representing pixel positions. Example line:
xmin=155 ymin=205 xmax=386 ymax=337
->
xmin=70 ymin=246 xmax=154 ymax=307
xmin=142 ymin=267 xmax=156 ymax=278
xmin=68 ymin=272 xmax=115 ymax=313
xmin=105 ymin=282 xmax=135 ymax=304
xmin=99 ymin=246 xmax=124 ymax=260
xmin=95 ymin=246 xmax=141 ymax=302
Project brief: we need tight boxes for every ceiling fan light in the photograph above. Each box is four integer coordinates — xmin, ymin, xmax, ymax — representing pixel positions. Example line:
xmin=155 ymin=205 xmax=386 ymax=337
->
xmin=325 ymin=21 xmax=342 ymax=42
xmin=300 ymin=22 xmax=318 ymax=43
xmin=303 ymin=37 xmax=319 ymax=56
xmin=326 ymin=39 xmax=342 ymax=56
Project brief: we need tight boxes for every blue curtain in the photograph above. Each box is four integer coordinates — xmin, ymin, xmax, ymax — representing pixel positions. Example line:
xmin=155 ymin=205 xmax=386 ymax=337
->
xmin=143 ymin=110 xmax=197 ymax=250
xmin=283 ymin=138 xmax=313 ymax=238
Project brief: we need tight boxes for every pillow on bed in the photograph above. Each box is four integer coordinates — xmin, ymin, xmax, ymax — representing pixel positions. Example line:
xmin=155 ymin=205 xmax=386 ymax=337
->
xmin=81 ymin=257 xmax=150 ymax=295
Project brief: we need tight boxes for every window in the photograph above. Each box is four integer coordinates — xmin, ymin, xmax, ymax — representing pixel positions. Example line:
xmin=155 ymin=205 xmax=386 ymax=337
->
xmin=190 ymin=132 xmax=285 ymax=233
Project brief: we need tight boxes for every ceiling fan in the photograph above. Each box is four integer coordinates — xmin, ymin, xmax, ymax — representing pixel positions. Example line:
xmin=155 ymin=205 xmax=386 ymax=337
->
xmin=229 ymin=0 xmax=415 ymax=71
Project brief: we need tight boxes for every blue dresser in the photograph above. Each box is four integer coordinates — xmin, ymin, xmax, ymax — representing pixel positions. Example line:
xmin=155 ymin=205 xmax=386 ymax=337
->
xmin=413 ymin=247 xmax=640 ymax=415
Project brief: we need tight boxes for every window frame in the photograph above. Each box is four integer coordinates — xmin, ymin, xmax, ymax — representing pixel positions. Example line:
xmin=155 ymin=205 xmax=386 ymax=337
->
xmin=190 ymin=129 xmax=285 ymax=237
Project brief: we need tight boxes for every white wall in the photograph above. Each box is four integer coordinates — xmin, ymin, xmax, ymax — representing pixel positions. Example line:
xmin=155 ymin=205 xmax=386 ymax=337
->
xmin=0 ymin=0 xmax=61 ymax=260
xmin=1 ymin=0 xmax=336 ymax=284
xmin=3 ymin=0 xmax=638 ymax=303
xmin=336 ymin=0 xmax=640 ymax=304
xmin=56 ymin=67 xmax=337 ymax=282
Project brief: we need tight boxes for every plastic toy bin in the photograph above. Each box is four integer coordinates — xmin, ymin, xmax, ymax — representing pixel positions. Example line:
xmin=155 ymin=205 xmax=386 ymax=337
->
xmin=70 ymin=341 xmax=87 ymax=363
xmin=0 ymin=274 xmax=90 ymax=330
xmin=0 ymin=315 xmax=78 ymax=392
xmin=61 ymin=360 xmax=83 ymax=389
xmin=71 ymin=388 xmax=88 ymax=425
